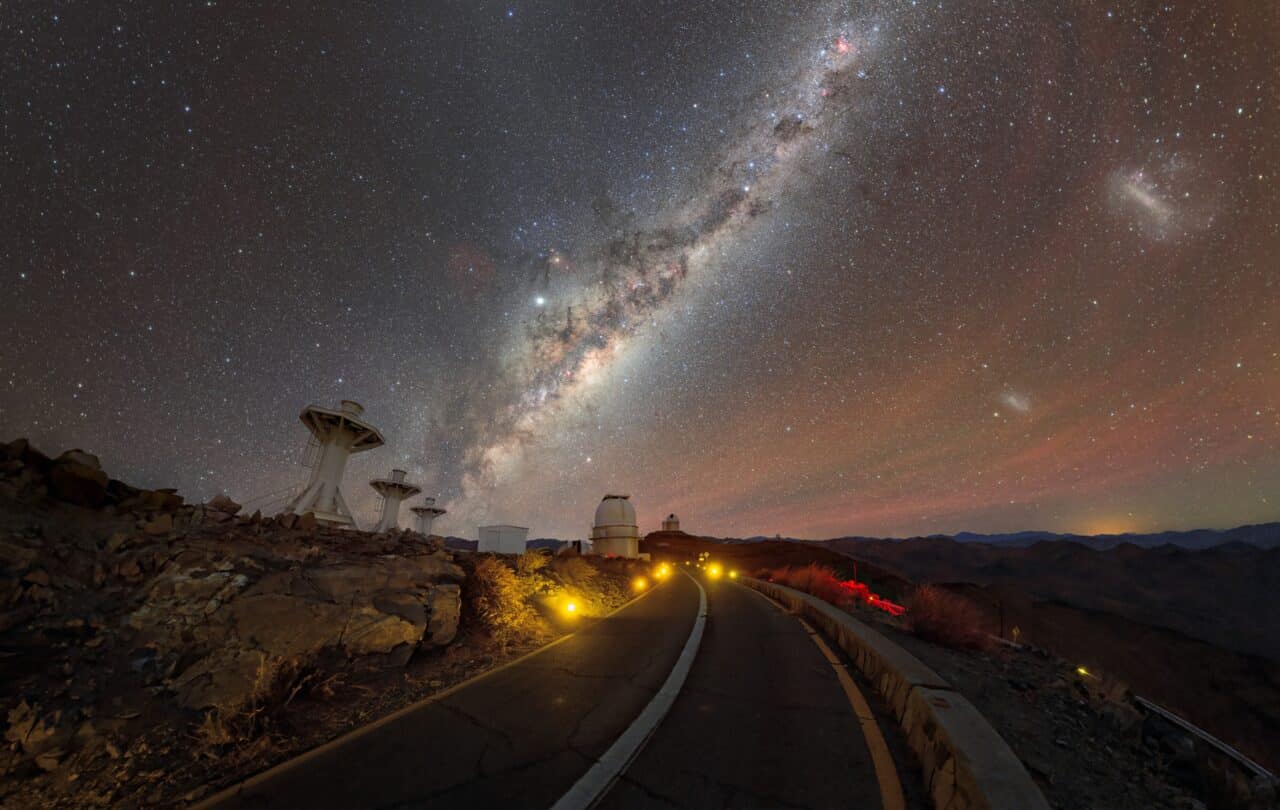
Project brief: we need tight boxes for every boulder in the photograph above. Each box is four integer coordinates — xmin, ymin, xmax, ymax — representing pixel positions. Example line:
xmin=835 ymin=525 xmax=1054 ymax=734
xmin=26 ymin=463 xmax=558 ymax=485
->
xmin=1 ymin=438 xmax=30 ymax=462
xmin=171 ymin=649 xmax=267 ymax=710
xmin=229 ymin=593 xmax=349 ymax=658
xmin=206 ymin=494 xmax=241 ymax=514
xmin=143 ymin=513 xmax=173 ymax=536
xmin=308 ymin=565 xmax=393 ymax=602
xmin=57 ymin=449 xmax=102 ymax=470
xmin=4 ymin=702 xmax=74 ymax=756
xmin=106 ymin=478 xmax=140 ymax=503
xmin=6 ymin=439 xmax=51 ymax=473
xmin=126 ymin=489 xmax=184 ymax=513
xmin=373 ymin=592 xmax=428 ymax=627
xmin=425 ymin=584 xmax=462 ymax=646
xmin=342 ymin=607 xmax=423 ymax=656
xmin=48 ymin=457 xmax=109 ymax=508
xmin=404 ymin=552 xmax=466 ymax=583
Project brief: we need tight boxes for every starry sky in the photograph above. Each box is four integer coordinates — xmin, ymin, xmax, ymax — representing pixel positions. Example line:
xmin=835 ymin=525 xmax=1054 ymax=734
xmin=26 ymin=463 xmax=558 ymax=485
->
xmin=3 ymin=1 xmax=1278 ymax=540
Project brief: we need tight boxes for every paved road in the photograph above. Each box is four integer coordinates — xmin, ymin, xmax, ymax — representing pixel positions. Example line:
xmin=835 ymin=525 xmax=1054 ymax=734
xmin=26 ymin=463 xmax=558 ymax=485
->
xmin=598 ymin=574 xmax=885 ymax=809
xmin=202 ymin=569 xmax=894 ymax=809
xmin=201 ymin=574 xmax=701 ymax=809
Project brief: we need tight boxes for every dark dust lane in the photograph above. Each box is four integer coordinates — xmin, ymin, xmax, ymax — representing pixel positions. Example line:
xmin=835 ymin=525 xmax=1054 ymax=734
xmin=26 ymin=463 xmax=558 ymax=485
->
xmin=598 ymin=574 xmax=885 ymax=810
xmin=201 ymin=573 xmax=701 ymax=810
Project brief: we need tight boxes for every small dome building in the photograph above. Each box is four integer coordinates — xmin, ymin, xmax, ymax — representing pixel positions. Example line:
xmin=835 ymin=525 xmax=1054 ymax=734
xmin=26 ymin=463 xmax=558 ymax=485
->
xmin=661 ymin=513 xmax=680 ymax=532
xmin=591 ymin=494 xmax=640 ymax=558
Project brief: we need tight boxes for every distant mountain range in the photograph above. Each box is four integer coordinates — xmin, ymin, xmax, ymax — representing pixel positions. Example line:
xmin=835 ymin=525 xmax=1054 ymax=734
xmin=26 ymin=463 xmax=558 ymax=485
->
xmin=442 ymin=536 xmax=566 ymax=552
xmin=742 ymin=522 xmax=1280 ymax=551
xmin=945 ymin=523 xmax=1280 ymax=550
xmin=448 ymin=523 xmax=1280 ymax=553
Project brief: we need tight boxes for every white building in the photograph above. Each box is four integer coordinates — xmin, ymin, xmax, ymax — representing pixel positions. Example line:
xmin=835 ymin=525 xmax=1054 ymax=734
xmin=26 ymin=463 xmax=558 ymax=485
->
xmin=591 ymin=495 xmax=640 ymax=558
xmin=478 ymin=524 xmax=529 ymax=555
xmin=661 ymin=513 xmax=680 ymax=532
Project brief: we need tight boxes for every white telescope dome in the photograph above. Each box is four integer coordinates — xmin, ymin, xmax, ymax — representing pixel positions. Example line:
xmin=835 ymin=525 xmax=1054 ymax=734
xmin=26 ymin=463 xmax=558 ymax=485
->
xmin=591 ymin=494 xmax=639 ymax=557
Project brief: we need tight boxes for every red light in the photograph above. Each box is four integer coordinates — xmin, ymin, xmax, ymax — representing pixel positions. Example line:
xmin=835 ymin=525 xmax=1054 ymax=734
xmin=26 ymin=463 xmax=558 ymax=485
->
xmin=836 ymin=579 xmax=905 ymax=616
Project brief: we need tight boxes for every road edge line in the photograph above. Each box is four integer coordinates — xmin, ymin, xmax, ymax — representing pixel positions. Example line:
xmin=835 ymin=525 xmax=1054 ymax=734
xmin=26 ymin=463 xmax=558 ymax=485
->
xmin=738 ymin=583 xmax=906 ymax=810
xmin=195 ymin=575 xmax=666 ymax=808
xmin=799 ymin=618 xmax=907 ymax=810
xmin=550 ymin=569 xmax=708 ymax=810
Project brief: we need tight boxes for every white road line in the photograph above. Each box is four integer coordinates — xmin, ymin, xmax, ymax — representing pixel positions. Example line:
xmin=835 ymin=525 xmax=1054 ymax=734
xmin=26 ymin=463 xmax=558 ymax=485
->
xmin=550 ymin=569 xmax=708 ymax=810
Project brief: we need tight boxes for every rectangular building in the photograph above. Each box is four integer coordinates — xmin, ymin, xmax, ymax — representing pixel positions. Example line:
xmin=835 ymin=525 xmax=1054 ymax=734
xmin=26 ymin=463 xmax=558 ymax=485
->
xmin=478 ymin=524 xmax=529 ymax=555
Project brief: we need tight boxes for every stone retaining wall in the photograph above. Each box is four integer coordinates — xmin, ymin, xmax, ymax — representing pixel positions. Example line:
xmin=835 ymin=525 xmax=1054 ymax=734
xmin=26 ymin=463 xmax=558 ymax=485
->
xmin=743 ymin=578 xmax=1049 ymax=810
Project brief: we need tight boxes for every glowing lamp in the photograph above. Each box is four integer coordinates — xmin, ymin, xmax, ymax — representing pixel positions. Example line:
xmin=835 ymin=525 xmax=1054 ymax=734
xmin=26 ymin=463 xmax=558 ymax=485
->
xmin=633 ymin=576 xmax=649 ymax=592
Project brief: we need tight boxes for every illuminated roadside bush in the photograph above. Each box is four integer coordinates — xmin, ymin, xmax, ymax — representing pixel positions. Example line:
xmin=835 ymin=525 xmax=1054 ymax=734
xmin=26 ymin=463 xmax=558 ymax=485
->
xmin=515 ymin=549 xmax=550 ymax=577
xmin=553 ymin=555 xmax=598 ymax=589
xmin=762 ymin=563 xmax=906 ymax=616
xmin=766 ymin=564 xmax=855 ymax=608
xmin=466 ymin=557 xmax=537 ymax=640
xmin=905 ymin=585 xmax=991 ymax=650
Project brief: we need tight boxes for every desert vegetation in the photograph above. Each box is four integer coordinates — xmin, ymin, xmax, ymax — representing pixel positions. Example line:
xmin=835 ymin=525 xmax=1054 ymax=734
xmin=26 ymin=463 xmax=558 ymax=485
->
xmin=903 ymin=584 xmax=991 ymax=650
xmin=760 ymin=563 xmax=906 ymax=616
xmin=462 ymin=549 xmax=644 ymax=644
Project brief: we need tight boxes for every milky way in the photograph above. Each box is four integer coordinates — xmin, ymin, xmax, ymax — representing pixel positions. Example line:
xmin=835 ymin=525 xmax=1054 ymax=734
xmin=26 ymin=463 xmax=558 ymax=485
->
xmin=3 ymin=1 xmax=1277 ymax=539
xmin=445 ymin=5 xmax=881 ymax=520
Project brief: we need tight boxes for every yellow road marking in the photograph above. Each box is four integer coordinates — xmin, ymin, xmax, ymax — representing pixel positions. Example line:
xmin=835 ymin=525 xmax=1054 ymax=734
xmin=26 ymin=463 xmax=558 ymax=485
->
xmin=742 ymin=586 xmax=906 ymax=810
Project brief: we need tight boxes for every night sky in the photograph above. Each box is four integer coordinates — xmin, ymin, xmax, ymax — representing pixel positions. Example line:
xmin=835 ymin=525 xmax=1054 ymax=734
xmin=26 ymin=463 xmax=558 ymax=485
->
xmin=3 ymin=2 xmax=1277 ymax=540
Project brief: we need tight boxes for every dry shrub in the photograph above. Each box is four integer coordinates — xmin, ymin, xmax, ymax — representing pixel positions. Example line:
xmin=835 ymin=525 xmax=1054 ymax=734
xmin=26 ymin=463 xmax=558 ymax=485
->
xmin=767 ymin=564 xmax=855 ymax=608
xmin=466 ymin=556 xmax=537 ymax=640
xmin=553 ymin=555 xmax=598 ymax=589
xmin=515 ymin=549 xmax=550 ymax=577
xmin=905 ymin=585 xmax=991 ymax=650
xmin=193 ymin=654 xmax=320 ymax=755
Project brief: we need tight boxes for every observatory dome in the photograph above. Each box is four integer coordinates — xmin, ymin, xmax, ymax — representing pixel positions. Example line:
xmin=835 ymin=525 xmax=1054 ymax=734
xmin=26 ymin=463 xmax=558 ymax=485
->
xmin=591 ymin=494 xmax=639 ymax=557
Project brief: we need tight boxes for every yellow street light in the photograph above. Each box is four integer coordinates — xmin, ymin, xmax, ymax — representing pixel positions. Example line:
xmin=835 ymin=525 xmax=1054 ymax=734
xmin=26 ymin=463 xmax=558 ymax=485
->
xmin=633 ymin=576 xmax=649 ymax=592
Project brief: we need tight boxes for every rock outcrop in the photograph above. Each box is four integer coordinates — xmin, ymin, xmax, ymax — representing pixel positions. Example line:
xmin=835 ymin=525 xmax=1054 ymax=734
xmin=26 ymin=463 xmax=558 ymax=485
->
xmin=0 ymin=437 xmax=464 ymax=788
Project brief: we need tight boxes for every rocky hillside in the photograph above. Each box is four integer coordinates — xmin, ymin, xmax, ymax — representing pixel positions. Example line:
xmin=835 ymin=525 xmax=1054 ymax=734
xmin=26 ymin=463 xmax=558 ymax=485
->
xmin=0 ymin=438 xmax=627 ymax=807
xmin=826 ymin=535 xmax=1280 ymax=779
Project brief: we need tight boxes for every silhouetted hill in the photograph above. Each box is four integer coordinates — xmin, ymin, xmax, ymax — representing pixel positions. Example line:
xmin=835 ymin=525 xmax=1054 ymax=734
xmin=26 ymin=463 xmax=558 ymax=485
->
xmin=946 ymin=522 xmax=1280 ymax=549
xmin=826 ymin=535 xmax=1280 ymax=661
xmin=753 ymin=522 xmax=1280 ymax=550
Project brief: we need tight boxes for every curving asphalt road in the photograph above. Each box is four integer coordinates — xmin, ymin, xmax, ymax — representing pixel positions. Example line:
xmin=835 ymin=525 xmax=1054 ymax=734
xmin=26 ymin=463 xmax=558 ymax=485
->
xmin=200 ymin=568 xmax=899 ymax=810
xmin=597 ymin=574 xmax=888 ymax=809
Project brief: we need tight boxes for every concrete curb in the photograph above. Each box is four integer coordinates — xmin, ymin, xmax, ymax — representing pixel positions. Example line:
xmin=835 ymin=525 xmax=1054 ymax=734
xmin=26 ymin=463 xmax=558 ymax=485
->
xmin=742 ymin=578 xmax=1049 ymax=810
